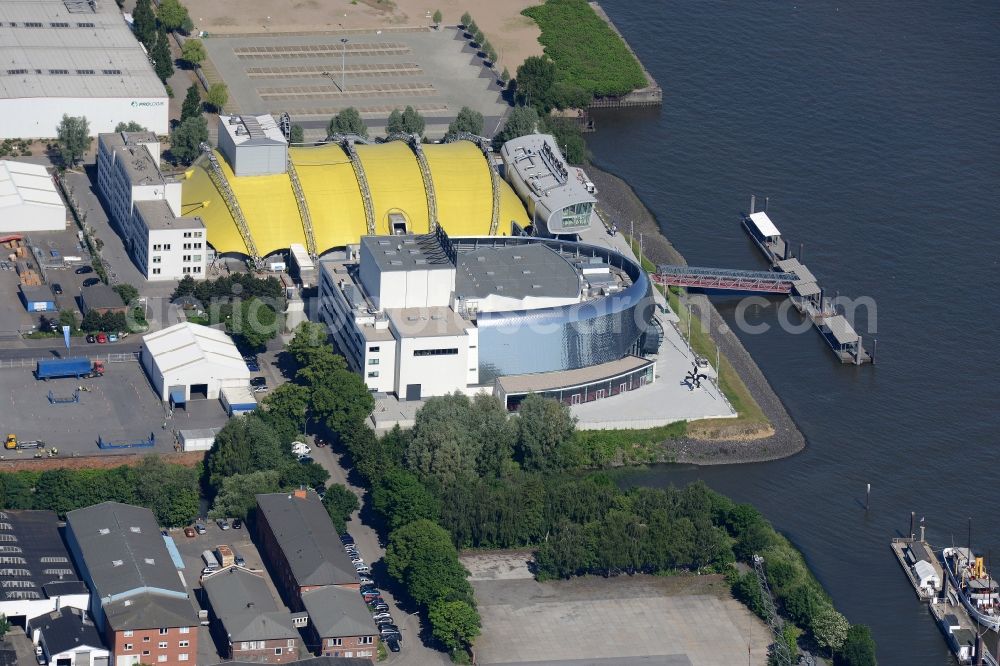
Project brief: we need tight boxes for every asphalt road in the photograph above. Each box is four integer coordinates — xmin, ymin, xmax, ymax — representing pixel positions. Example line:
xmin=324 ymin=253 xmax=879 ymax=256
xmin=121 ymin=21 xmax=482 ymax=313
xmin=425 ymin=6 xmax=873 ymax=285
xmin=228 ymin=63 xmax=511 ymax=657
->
xmin=311 ymin=445 xmax=450 ymax=666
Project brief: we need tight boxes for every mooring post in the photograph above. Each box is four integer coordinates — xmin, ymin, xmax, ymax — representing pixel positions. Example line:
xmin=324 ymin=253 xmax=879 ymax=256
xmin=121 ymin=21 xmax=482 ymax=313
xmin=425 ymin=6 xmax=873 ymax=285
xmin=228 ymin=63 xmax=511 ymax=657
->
xmin=910 ymin=512 xmax=915 ymax=541
xmin=866 ymin=483 xmax=871 ymax=512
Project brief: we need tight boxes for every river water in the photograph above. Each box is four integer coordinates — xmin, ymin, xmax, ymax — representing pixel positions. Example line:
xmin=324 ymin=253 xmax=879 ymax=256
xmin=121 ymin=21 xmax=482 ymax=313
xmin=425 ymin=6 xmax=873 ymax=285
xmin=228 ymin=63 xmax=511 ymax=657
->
xmin=585 ymin=1 xmax=1000 ymax=663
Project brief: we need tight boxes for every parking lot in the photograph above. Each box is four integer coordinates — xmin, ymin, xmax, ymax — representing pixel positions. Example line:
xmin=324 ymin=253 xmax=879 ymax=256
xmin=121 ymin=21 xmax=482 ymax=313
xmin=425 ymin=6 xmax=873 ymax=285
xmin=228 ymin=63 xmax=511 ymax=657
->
xmin=202 ymin=27 xmax=507 ymax=138
xmin=168 ymin=519 xmax=279 ymax=665
xmin=0 ymin=360 xmax=229 ymax=457
xmin=464 ymin=553 xmax=769 ymax=666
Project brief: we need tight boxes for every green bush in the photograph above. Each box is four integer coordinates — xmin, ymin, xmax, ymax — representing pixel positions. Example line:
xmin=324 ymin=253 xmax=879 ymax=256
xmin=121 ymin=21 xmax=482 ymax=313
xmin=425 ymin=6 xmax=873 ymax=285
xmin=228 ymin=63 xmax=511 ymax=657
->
xmin=522 ymin=0 xmax=646 ymax=98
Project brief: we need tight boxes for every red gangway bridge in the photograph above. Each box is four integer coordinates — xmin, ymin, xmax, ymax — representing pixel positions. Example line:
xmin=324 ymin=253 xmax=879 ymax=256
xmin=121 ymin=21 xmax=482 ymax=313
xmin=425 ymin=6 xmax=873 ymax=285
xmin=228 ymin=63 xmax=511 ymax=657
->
xmin=653 ymin=265 xmax=799 ymax=294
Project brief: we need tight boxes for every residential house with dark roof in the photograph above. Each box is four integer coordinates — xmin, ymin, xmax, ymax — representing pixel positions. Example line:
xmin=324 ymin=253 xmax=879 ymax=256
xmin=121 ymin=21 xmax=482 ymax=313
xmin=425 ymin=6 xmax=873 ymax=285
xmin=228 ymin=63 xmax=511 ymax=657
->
xmin=253 ymin=490 xmax=359 ymax=611
xmin=202 ymin=566 xmax=303 ymax=663
xmin=27 ymin=606 xmax=109 ymax=666
xmin=65 ymin=502 xmax=199 ymax=665
xmin=0 ymin=510 xmax=90 ymax=626
xmin=301 ymin=586 xmax=378 ymax=662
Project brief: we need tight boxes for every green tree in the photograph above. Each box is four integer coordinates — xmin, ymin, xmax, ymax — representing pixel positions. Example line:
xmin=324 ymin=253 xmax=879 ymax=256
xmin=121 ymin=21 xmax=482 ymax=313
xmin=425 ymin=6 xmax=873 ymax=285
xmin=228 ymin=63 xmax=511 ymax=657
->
xmin=401 ymin=106 xmax=425 ymax=135
xmin=34 ymin=469 xmax=79 ymax=516
xmin=466 ymin=20 xmax=478 ymax=36
xmin=258 ymin=383 xmax=310 ymax=445
xmin=226 ymin=297 xmax=279 ymax=350
xmin=209 ymin=470 xmax=281 ymax=520
xmin=515 ymin=394 xmax=576 ymax=472
xmin=405 ymin=393 xmax=480 ymax=484
xmin=171 ymin=115 xmax=208 ymax=164
xmin=460 ymin=12 xmax=471 ymax=27
xmin=180 ymin=38 xmax=206 ymax=68
xmin=181 ymin=85 xmax=201 ymax=122
xmin=327 ymin=107 xmax=368 ymax=138
xmin=58 ymin=309 xmax=77 ymax=332
xmin=133 ymin=457 xmax=199 ymax=526
xmin=157 ymin=0 xmax=193 ymax=33
xmin=811 ymin=604 xmax=850 ymax=654
xmin=432 ymin=9 xmax=443 ymax=25
xmin=541 ymin=116 xmax=588 ymax=164
xmin=446 ymin=106 xmax=484 ymax=137
xmin=837 ymin=625 xmax=877 ymax=666
xmin=322 ymin=485 xmax=359 ymax=533
xmin=205 ymin=83 xmax=228 ymax=112
xmin=172 ymin=274 xmax=197 ymax=300
xmin=515 ymin=56 xmax=557 ymax=109
xmin=113 ymin=283 xmax=139 ymax=305
xmin=205 ymin=415 xmax=287 ymax=491
xmin=115 ymin=121 xmax=147 ymax=132
xmin=493 ymin=106 xmax=539 ymax=148
xmin=81 ymin=309 xmax=103 ymax=332
xmin=372 ymin=469 xmax=440 ymax=530
xmin=285 ymin=321 xmax=330 ymax=369
xmin=386 ymin=108 xmax=404 ymax=134
xmin=385 ymin=519 xmax=473 ymax=606
xmin=151 ymin=27 xmax=174 ymax=82
xmin=429 ymin=599 xmax=480 ymax=652
xmin=290 ymin=124 xmax=304 ymax=143
xmin=56 ymin=115 xmax=92 ymax=167
xmin=132 ymin=0 xmax=156 ymax=49
xmin=472 ymin=27 xmax=484 ymax=45
xmin=0 ymin=614 xmax=9 ymax=639
xmin=101 ymin=311 xmax=127 ymax=334
xmin=471 ymin=393 xmax=517 ymax=477
xmin=500 ymin=66 xmax=510 ymax=83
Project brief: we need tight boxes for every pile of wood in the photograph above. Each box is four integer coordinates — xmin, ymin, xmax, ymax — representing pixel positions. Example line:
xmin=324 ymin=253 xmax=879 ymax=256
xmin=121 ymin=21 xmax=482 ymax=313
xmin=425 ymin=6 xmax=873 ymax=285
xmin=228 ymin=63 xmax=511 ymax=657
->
xmin=4 ymin=239 xmax=42 ymax=286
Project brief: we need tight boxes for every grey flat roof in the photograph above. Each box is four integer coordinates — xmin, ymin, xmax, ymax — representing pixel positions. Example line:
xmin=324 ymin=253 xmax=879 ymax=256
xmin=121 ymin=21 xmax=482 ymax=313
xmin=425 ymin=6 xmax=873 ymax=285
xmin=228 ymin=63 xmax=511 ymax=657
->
xmin=220 ymin=114 xmax=287 ymax=146
xmin=793 ymin=280 xmax=820 ymax=297
xmin=456 ymin=243 xmax=580 ymax=301
xmin=823 ymin=315 xmax=859 ymax=345
xmin=0 ymin=510 xmax=83 ymax=602
xmin=387 ymin=306 xmax=469 ymax=338
xmin=361 ymin=234 xmax=453 ymax=272
xmin=19 ymin=284 xmax=55 ymax=302
xmin=100 ymin=132 xmax=168 ymax=186
xmin=775 ymin=258 xmax=817 ymax=285
xmin=203 ymin=567 xmax=298 ymax=643
xmin=255 ymin=492 xmax=357 ymax=587
xmin=65 ymin=502 xmax=196 ymax=630
xmin=30 ymin=607 xmax=105 ymax=655
xmin=501 ymin=134 xmax=596 ymax=211
xmin=135 ymin=199 xmax=202 ymax=231
xmin=0 ymin=0 xmax=166 ymax=100
xmin=497 ymin=356 xmax=652 ymax=395
xmin=81 ymin=282 xmax=123 ymax=309
xmin=301 ymin=586 xmax=376 ymax=639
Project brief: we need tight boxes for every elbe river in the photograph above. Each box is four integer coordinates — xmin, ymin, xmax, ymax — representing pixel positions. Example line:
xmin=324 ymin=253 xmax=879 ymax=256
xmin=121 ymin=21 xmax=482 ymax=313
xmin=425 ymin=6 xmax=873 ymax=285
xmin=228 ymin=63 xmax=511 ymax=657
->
xmin=585 ymin=1 xmax=1000 ymax=662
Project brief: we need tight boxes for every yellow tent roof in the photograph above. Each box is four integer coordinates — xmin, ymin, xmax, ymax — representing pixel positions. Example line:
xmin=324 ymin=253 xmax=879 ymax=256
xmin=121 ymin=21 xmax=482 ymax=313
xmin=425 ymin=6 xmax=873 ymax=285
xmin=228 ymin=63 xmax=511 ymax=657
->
xmin=182 ymin=140 xmax=530 ymax=257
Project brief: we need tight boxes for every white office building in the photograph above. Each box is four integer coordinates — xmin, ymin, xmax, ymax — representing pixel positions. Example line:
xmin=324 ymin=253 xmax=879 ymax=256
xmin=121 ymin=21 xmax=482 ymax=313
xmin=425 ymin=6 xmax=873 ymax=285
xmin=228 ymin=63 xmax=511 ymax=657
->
xmin=0 ymin=160 xmax=67 ymax=232
xmin=0 ymin=0 xmax=168 ymax=139
xmin=97 ymin=131 xmax=207 ymax=281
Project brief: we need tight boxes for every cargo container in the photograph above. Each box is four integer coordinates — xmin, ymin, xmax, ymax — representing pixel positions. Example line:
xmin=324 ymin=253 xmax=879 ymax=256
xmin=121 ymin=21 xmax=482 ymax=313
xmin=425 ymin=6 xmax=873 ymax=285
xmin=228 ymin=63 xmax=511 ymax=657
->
xmin=215 ymin=544 xmax=235 ymax=567
xmin=202 ymin=550 xmax=220 ymax=571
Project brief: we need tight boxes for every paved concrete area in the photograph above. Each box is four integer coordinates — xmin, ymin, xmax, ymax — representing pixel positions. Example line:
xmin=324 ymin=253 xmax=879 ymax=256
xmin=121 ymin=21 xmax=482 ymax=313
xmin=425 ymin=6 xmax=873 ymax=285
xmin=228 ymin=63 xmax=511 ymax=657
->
xmin=0 ymin=267 xmax=35 ymax=337
xmin=0 ymin=360 xmax=228 ymax=457
xmin=464 ymin=556 xmax=768 ymax=666
xmin=202 ymin=27 xmax=507 ymax=137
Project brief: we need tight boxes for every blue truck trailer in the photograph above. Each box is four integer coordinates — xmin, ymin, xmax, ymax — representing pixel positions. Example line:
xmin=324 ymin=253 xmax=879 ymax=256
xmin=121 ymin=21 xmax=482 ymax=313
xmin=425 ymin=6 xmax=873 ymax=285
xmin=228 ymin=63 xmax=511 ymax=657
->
xmin=35 ymin=357 xmax=105 ymax=380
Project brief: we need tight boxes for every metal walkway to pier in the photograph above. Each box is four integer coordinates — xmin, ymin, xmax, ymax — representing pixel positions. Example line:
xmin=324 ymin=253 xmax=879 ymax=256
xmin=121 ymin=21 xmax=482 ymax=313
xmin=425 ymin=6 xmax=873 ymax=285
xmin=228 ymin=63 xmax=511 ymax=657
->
xmin=653 ymin=265 xmax=799 ymax=293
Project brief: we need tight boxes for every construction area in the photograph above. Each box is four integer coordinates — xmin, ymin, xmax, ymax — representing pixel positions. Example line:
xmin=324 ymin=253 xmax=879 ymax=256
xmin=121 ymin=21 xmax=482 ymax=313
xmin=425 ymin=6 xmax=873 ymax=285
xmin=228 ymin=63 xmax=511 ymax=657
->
xmin=463 ymin=552 xmax=769 ymax=666
xmin=200 ymin=27 xmax=508 ymax=138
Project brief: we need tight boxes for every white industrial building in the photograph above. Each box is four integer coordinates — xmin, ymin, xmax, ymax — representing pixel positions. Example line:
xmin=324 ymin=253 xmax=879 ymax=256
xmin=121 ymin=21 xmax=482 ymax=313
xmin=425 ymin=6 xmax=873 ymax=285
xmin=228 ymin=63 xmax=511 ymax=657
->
xmin=0 ymin=0 xmax=168 ymax=139
xmin=139 ymin=322 xmax=250 ymax=404
xmin=0 ymin=160 xmax=67 ymax=232
xmin=97 ymin=131 xmax=207 ymax=281
xmin=217 ymin=114 xmax=289 ymax=177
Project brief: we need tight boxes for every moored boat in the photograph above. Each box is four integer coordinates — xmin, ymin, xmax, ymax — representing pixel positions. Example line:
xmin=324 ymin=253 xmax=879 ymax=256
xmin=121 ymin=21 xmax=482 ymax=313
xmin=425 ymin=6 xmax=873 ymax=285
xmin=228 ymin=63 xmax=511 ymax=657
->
xmin=942 ymin=546 xmax=1000 ymax=632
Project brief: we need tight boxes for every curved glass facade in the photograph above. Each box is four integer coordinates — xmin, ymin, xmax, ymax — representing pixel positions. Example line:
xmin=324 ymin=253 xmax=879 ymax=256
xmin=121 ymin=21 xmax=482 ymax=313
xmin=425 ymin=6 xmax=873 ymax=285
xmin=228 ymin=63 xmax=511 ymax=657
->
xmin=465 ymin=238 xmax=655 ymax=383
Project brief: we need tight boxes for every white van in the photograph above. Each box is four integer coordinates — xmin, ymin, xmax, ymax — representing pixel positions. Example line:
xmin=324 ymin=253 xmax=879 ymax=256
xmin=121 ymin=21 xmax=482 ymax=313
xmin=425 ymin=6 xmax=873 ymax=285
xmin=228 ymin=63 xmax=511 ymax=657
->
xmin=291 ymin=441 xmax=312 ymax=457
xmin=202 ymin=549 xmax=220 ymax=574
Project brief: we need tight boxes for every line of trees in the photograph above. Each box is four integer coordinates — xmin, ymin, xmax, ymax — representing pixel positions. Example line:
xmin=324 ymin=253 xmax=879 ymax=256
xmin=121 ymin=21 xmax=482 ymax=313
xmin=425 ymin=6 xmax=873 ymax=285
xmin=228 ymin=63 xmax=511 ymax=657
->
xmin=459 ymin=12 xmax=498 ymax=66
xmin=386 ymin=106 xmax=426 ymax=136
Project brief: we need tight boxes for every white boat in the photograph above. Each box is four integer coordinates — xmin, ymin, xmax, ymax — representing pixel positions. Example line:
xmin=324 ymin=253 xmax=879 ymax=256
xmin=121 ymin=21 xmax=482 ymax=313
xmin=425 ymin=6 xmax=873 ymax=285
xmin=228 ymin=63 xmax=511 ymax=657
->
xmin=942 ymin=547 xmax=1000 ymax=632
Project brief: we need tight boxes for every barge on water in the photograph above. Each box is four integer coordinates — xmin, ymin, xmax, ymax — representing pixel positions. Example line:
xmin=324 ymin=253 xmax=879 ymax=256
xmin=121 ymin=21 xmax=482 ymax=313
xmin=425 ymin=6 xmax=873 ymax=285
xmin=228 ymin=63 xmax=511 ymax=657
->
xmin=741 ymin=197 xmax=873 ymax=365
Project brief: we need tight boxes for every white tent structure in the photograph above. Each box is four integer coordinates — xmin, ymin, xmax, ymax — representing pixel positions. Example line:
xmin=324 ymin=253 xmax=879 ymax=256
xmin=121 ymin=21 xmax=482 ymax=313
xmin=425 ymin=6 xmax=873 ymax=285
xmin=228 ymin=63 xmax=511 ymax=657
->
xmin=0 ymin=160 xmax=66 ymax=232
xmin=140 ymin=322 xmax=250 ymax=403
xmin=913 ymin=559 xmax=940 ymax=593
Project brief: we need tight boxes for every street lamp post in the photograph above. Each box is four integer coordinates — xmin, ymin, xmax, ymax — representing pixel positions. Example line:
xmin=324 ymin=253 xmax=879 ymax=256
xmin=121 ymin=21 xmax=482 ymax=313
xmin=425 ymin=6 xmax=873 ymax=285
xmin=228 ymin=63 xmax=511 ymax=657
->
xmin=340 ymin=38 xmax=349 ymax=93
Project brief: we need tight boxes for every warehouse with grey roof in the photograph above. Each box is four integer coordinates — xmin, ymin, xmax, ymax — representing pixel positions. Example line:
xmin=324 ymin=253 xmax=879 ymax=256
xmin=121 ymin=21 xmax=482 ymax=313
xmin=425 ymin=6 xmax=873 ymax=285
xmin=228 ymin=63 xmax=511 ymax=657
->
xmin=0 ymin=0 xmax=168 ymax=138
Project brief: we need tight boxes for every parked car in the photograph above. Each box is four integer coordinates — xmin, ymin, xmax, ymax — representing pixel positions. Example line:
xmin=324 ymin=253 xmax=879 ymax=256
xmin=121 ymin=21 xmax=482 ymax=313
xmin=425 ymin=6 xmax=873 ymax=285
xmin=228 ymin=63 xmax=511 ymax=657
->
xmin=371 ymin=602 xmax=390 ymax=613
xmin=108 ymin=333 xmax=118 ymax=343
xmin=340 ymin=533 xmax=355 ymax=545
xmin=194 ymin=523 xmax=207 ymax=535
xmin=355 ymin=565 xmax=371 ymax=575
xmin=385 ymin=637 xmax=401 ymax=652
xmin=379 ymin=625 xmax=401 ymax=638
xmin=85 ymin=334 xmax=96 ymax=343
xmin=75 ymin=266 xmax=93 ymax=274
xmin=232 ymin=518 xmax=243 ymax=529
xmin=96 ymin=333 xmax=107 ymax=343
xmin=217 ymin=519 xmax=230 ymax=530
xmin=345 ymin=547 xmax=359 ymax=556
xmin=82 ymin=277 xmax=100 ymax=287
xmin=250 ymin=376 xmax=267 ymax=387
xmin=358 ymin=576 xmax=374 ymax=586
xmin=184 ymin=527 xmax=196 ymax=538
xmin=51 ymin=283 xmax=63 ymax=295
xmin=360 ymin=585 xmax=378 ymax=594
xmin=372 ymin=612 xmax=392 ymax=621
xmin=351 ymin=556 xmax=365 ymax=565
xmin=298 ymin=456 xmax=314 ymax=464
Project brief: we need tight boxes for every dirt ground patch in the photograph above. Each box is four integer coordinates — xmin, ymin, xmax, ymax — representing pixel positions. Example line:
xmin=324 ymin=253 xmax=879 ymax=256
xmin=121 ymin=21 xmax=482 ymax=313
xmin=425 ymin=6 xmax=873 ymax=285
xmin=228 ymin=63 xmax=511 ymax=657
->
xmin=0 ymin=450 xmax=204 ymax=472
xmin=461 ymin=550 xmax=534 ymax=581
xmin=183 ymin=0 xmax=542 ymax=70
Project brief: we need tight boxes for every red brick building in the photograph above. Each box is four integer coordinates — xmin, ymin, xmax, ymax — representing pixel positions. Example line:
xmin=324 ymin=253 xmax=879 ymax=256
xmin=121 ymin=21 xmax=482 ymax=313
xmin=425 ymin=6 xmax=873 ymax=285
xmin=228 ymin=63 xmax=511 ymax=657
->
xmin=302 ymin=586 xmax=379 ymax=662
xmin=253 ymin=490 xmax=361 ymax=612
